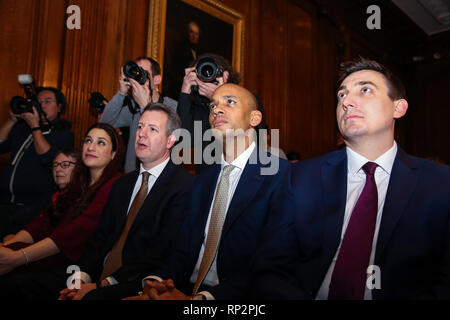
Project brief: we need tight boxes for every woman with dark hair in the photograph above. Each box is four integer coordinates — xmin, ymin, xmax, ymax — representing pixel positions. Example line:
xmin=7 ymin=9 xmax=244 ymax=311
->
xmin=0 ymin=123 xmax=125 ymax=275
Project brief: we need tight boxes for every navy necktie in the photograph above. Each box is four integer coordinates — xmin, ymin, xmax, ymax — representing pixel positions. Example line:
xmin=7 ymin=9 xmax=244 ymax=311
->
xmin=328 ymin=162 xmax=378 ymax=300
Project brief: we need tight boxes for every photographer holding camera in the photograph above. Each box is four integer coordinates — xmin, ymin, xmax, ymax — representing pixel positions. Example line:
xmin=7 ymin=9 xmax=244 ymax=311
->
xmin=100 ymin=57 xmax=177 ymax=173
xmin=177 ymin=53 xmax=240 ymax=173
xmin=0 ymin=86 xmax=74 ymax=239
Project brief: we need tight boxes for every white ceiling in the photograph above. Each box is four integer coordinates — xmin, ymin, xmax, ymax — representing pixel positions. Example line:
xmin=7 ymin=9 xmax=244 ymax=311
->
xmin=392 ymin=0 xmax=450 ymax=35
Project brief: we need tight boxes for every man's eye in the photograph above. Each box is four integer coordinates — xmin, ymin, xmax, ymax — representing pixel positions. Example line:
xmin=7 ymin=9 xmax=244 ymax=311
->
xmin=210 ymin=104 xmax=217 ymax=110
xmin=227 ymin=99 xmax=236 ymax=105
xmin=338 ymin=92 xmax=346 ymax=99
xmin=362 ymin=87 xmax=372 ymax=94
xmin=137 ymin=124 xmax=143 ymax=129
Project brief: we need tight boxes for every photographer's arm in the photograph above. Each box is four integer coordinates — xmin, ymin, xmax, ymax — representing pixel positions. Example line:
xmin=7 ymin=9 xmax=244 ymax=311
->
xmin=0 ymin=113 xmax=18 ymax=143
xmin=100 ymin=69 xmax=133 ymax=127
xmin=21 ymin=107 xmax=50 ymax=155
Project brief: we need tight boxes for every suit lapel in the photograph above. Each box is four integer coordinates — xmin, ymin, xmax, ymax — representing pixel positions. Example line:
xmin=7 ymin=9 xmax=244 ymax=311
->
xmin=128 ymin=161 xmax=177 ymax=235
xmin=222 ymin=157 xmax=264 ymax=237
xmin=200 ymin=164 xmax=221 ymax=213
xmin=117 ymin=170 xmax=139 ymax=225
xmin=319 ymin=150 xmax=348 ymax=273
xmin=375 ymin=148 xmax=419 ymax=262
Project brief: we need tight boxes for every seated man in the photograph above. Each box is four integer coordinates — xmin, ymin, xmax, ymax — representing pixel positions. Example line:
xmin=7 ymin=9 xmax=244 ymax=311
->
xmin=0 ymin=103 xmax=193 ymax=300
xmin=0 ymin=87 xmax=74 ymax=239
xmin=252 ymin=57 xmax=450 ymax=300
xmin=101 ymin=57 xmax=177 ymax=173
xmin=126 ymin=83 xmax=290 ymax=300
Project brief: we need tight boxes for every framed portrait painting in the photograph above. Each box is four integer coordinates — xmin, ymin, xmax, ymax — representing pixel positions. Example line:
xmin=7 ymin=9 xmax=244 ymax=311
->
xmin=147 ymin=0 xmax=244 ymax=99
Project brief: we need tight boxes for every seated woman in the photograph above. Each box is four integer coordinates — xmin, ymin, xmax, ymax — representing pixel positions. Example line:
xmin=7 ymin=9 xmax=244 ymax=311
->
xmin=0 ymin=123 xmax=125 ymax=275
xmin=1 ymin=148 xmax=79 ymax=244
xmin=52 ymin=148 xmax=78 ymax=202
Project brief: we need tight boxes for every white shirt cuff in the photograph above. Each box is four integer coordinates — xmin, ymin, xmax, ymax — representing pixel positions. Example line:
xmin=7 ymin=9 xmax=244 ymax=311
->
xmin=105 ymin=276 xmax=118 ymax=286
xmin=142 ymin=275 xmax=163 ymax=288
xmin=197 ymin=291 xmax=215 ymax=300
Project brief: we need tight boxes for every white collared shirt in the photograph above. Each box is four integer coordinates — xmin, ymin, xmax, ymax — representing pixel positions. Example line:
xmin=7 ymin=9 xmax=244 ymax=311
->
xmin=189 ymin=142 xmax=256 ymax=290
xmin=127 ymin=158 xmax=170 ymax=213
xmin=316 ymin=141 xmax=398 ymax=300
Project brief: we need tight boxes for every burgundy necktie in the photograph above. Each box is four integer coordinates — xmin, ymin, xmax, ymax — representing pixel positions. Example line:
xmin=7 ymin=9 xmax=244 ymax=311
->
xmin=328 ymin=161 xmax=378 ymax=300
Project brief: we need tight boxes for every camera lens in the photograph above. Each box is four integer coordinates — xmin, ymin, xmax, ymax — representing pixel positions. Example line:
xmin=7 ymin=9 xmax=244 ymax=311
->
xmin=123 ymin=60 xmax=148 ymax=85
xmin=10 ymin=96 xmax=33 ymax=114
xmin=195 ymin=57 xmax=222 ymax=83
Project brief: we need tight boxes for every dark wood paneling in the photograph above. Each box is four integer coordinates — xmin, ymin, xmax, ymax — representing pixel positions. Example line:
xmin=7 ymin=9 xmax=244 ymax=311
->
xmin=0 ymin=0 xmax=448 ymax=165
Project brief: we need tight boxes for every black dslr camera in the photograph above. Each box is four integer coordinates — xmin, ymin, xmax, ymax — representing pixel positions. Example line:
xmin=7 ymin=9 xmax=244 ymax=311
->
xmin=122 ymin=60 xmax=148 ymax=85
xmin=10 ymin=75 xmax=41 ymax=115
xmin=191 ymin=56 xmax=223 ymax=96
xmin=88 ymin=92 xmax=108 ymax=114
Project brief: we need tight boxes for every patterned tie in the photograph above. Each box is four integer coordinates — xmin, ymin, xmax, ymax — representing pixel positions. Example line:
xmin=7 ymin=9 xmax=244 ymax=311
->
xmin=100 ymin=171 xmax=151 ymax=280
xmin=192 ymin=165 xmax=235 ymax=295
xmin=328 ymin=162 xmax=378 ymax=300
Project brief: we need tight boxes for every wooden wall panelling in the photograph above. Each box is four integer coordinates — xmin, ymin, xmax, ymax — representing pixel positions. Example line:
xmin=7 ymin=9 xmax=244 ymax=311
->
xmin=311 ymin=13 xmax=340 ymax=156
xmin=61 ymin=0 xmax=110 ymax=147
xmin=0 ymin=0 xmax=39 ymax=123
xmin=258 ymin=0 xmax=289 ymax=151
xmin=34 ymin=0 xmax=67 ymax=89
xmin=285 ymin=1 xmax=316 ymax=159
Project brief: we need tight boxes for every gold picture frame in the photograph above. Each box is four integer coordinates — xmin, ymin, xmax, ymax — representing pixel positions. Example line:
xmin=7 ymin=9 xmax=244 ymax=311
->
xmin=147 ymin=0 xmax=245 ymax=86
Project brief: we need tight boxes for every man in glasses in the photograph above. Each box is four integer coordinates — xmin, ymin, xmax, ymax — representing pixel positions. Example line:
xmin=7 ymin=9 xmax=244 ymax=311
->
xmin=0 ymin=87 xmax=74 ymax=241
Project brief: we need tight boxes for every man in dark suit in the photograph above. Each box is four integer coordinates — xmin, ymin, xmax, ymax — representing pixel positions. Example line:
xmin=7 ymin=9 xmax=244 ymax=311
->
xmin=0 ymin=103 xmax=193 ymax=300
xmin=253 ymin=58 xmax=450 ymax=300
xmin=124 ymin=83 xmax=290 ymax=300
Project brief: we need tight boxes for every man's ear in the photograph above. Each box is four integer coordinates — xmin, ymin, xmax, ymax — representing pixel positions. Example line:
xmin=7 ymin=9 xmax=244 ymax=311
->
xmin=250 ymin=110 xmax=262 ymax=127
xmin=153 ymin=75 xmax=162 ymax=86
xmin=167 ymin=134 xmax=176 ymax=149
xmin=393 ymin=99 xmax=408 ymax=119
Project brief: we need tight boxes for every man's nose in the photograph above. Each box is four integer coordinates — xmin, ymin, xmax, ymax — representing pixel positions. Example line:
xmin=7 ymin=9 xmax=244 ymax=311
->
xmin=341 ymin=93 xmax=357 ymax=111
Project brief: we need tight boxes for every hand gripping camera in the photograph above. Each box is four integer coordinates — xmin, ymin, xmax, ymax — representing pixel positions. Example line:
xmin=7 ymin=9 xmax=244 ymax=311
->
xmin=191 ymin=56 xmax=224 ymax=96
xmin=10 ymin=75 xmax=41 ymax=115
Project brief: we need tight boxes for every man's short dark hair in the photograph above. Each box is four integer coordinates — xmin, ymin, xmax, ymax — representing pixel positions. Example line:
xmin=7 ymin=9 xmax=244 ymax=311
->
xmin=135 ymin=56 xmax=161 ymax=76
xmin=143 ymin=103 xmax=181 ymax=136
xmin=338 ymin=57 xmax=406 ymax=100
xmin=192 ymin=53 xmax=241 ymax=84
xmin=36 ymin=86 xmax=67 ymax=115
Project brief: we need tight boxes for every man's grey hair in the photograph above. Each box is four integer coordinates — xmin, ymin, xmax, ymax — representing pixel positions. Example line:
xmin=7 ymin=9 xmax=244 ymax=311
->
xmin=142 ymin=103 xmax=181 ymax=136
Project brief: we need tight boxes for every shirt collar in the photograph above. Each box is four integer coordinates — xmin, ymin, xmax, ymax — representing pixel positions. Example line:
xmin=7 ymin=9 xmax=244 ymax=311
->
xmin=221 ymin=141 xmax=256 ymax=171
xmin=346 ymin=141 xmax=397 ymax=176
xmin=139 ymin=157 xmax=170 ymax=179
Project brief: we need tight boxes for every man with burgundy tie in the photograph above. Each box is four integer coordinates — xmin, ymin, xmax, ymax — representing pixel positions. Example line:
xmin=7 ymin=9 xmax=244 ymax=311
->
xmin=253 ymin=57 xmax=450 ymax=300
xmin=0 ymin=103 xmax=193 ymax=300
xmin=124 ymin=83 xmax=290 ymax=300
